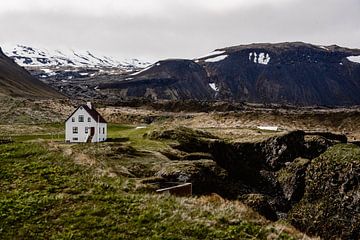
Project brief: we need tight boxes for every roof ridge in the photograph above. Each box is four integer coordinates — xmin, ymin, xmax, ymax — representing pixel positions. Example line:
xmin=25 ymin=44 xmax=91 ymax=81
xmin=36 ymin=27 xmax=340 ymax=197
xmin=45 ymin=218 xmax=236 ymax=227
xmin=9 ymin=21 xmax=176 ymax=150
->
xmin=65 ymin=104 xmax=107 ymax=123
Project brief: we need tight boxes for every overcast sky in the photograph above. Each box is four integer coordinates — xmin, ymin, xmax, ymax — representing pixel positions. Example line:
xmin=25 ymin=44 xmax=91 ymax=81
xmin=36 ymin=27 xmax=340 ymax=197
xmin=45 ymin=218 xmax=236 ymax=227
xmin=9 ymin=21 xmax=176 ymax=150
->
xmin=1 ymin=0 xmax=359 ymax=61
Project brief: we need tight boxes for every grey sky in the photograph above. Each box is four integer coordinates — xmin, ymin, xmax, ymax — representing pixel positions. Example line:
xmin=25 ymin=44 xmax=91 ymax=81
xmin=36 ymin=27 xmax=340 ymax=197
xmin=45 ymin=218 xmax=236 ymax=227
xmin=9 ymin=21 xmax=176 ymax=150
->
xmin=1 ymin=0 xmax=359 ymax=61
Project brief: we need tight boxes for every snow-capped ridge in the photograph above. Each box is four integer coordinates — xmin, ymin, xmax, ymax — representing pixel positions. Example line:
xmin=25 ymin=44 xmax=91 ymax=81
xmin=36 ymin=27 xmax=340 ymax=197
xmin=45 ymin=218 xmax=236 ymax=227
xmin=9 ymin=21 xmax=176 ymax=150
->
xmin=3 ymin=44 xmax=151 ymax=69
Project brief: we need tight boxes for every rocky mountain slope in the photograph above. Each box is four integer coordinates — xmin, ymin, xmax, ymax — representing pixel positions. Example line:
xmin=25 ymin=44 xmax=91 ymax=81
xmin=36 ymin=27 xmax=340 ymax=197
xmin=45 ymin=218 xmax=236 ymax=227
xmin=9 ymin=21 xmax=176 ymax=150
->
xmin=100 ymin=59 xmax=215 ymax=100
xmin=0 ymin=47 xmax=63 ymax=99
xmin=100 ymin=42 xmax=360 ymax=106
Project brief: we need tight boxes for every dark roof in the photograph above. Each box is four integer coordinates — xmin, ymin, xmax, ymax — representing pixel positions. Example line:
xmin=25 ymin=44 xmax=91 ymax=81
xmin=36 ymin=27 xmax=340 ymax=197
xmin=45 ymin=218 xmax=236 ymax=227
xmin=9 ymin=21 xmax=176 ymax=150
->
xmin=65 ymin=105 xmax=107 ymax=123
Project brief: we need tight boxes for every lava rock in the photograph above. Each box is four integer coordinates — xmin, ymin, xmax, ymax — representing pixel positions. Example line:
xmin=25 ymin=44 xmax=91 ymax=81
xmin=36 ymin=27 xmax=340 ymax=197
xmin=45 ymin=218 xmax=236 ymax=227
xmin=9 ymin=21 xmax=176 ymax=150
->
xmin=277 ymin=158 xmax=310 ymax=203
xmin=239 ymin=194 xmax=278 ymax=221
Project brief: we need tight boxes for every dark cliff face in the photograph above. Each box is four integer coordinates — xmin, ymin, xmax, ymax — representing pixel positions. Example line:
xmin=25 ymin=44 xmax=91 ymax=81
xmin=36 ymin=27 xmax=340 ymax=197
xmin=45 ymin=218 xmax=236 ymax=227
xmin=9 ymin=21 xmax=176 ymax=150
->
xmin=199 ymin=42 xmax=360 ymax=106
xmin=102 ymin=42 xmax=360 ymax=106
xmin=0 ymin=47 xmax=63 ymax=99
xmin=100 ymin=59 xmax=215 ymax=100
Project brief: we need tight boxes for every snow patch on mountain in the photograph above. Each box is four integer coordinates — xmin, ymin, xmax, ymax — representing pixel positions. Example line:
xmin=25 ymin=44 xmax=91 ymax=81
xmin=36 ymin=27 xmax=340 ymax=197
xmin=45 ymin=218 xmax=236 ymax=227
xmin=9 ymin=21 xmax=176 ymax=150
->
xmin=347 ymin=56 xmax=360 ymax=63
xmin=130 ymin=65 xmax=154 ymax=76
xmin=318 ymin=45 xmax=329 ymax=51
xmin=209 ymin=83 xmax=219 ymax=92
xmin=205 ymin=55 xmax=228 ymax=63
xmin=249 ymin=52 xmax=270 ymax=65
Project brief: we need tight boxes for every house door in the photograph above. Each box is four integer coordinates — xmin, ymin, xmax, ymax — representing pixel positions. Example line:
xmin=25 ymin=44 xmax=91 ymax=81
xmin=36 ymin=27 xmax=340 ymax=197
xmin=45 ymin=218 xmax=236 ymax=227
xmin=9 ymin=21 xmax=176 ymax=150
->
xmin=86 ymin=127 xmax=96 ymax=143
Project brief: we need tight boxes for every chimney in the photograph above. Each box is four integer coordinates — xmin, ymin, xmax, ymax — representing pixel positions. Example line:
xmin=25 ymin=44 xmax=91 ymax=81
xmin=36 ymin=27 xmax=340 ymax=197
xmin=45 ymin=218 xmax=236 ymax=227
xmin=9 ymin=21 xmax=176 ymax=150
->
xmin=86 ymin=102 xmax=92 ymax=109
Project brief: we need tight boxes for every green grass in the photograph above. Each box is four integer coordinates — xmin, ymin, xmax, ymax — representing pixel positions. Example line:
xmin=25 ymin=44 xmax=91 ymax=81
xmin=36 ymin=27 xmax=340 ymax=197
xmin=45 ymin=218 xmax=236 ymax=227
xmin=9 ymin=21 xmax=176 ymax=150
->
xmin=0 ymin=123 xmax=168 ymax=151
xmin=0 ymin=141 xmax=300 ymax=239
xmin=108 ymin=123 xmax=169 ymax=151
xmin=315 ymin=143 xmax=360 ymax=163
xmin=0 ymin=123 xmax=64 ymax=142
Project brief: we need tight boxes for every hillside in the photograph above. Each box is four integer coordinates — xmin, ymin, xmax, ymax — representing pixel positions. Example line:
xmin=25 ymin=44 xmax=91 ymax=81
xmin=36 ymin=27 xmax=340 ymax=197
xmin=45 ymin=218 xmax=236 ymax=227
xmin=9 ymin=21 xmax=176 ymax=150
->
xmin=100 ymin=59 xmax=215 ymax=100
xmin=0 ymin=47 xmax=63 ymax=99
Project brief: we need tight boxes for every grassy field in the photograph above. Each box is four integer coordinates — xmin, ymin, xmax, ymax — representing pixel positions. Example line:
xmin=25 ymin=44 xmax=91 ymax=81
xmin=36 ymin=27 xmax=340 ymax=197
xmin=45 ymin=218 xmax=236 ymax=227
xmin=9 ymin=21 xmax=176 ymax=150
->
xmin=0 ymin=123 xmax=311 ymax=239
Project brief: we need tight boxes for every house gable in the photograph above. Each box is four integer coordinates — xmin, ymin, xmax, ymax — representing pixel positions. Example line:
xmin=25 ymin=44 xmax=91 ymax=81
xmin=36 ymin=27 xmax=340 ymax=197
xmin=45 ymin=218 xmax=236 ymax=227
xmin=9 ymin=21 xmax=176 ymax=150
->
xmin=65 ymin=105 xmax=106 ymax=124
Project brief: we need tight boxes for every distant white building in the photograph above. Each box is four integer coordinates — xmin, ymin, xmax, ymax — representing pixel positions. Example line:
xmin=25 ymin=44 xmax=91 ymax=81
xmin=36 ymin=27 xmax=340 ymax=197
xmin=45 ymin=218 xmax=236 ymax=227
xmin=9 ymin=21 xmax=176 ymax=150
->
xmin=65 ymin=102 xmax=107 ymax=143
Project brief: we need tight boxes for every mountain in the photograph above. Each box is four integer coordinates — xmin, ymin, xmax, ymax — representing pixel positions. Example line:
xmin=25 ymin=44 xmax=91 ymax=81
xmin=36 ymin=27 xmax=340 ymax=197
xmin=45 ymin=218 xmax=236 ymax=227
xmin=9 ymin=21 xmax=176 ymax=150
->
xmin=0 ymin=47 xmax=63 ymax=99
xmin=1 ymin=45 xmax=152 ymax=98
xmin=3 ymin=45 xmax=151 ymax=79
xmin=197 ymin=42 xmax=360 ymax=106
xmin=4 ymin=44 xmax=150 ymax=69
xmin=100 ymin=59 xmax=214 ymax=100
xmin=100 ymin=42 xmax=360 ymax=106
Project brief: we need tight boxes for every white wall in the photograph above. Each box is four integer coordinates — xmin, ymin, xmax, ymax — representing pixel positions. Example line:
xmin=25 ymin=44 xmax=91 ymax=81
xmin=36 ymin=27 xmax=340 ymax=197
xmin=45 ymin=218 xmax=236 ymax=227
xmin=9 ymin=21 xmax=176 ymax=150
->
xmin=65 ymin=106 xmax=107 ymax=143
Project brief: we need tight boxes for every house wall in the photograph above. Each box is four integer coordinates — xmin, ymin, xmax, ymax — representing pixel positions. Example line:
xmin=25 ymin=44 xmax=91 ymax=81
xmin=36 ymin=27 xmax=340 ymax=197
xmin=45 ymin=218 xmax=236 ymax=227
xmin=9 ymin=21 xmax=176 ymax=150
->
xmin=65 ymin=106 xmax=107 ymax=143
xmin=97 ymin=122 xmax=107 ymax=142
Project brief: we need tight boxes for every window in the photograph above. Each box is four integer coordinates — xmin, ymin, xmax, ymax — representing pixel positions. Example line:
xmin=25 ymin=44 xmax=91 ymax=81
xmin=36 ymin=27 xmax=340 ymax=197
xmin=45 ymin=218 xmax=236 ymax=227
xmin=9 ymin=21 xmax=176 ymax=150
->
xmin=72 ymin=117 xmax=75 ymax=122
xmin=72 ymin=137 xmax=78 ymax=141
xmin=72 ymin=127 xmax=78 ymax=134
xmin=103 ymin=128 xmax=105 ymax=134
xmin=79 ymin=115 xmax=84 ymax=122
xmin=85 ymin=127 xmax=88 ymax=134
xmin=88 ymin=117 xmax=91 ymax=122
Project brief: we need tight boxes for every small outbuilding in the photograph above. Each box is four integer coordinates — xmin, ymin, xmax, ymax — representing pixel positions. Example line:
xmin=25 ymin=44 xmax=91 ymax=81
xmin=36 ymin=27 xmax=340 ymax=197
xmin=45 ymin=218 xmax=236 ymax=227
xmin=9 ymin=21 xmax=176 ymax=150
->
xmin=65 ymin=102 xmax=107 ymax=143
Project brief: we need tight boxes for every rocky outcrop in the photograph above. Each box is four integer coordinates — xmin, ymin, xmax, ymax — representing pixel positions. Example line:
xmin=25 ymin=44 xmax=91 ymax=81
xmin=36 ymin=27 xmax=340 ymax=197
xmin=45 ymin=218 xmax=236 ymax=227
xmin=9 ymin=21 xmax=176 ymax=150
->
xmin=148 ymin=126 xmax=356 ymax=238
xmin=149 ymin=126 xmax=346 ymax=190
xmin=276 ymin=158 xmax=310 ymax=203
xmin=288 ymin=144 xmax=360 ymax=239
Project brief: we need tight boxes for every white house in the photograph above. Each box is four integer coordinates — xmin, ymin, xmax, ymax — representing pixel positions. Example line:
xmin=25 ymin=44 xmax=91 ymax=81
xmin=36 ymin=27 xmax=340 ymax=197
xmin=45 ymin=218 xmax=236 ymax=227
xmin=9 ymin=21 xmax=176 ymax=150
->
xmin=65 ymin=102 xmax=107 ymax=143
